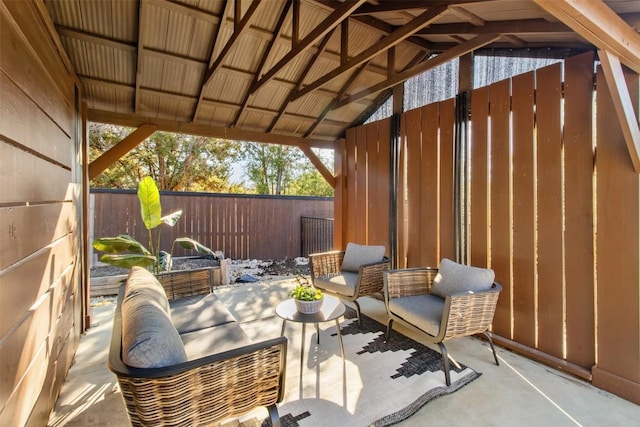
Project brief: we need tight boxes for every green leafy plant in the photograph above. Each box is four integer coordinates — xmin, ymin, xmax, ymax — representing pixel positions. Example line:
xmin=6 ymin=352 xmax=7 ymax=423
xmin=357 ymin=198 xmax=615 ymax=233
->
xmin=289 ymin=284 xmax=323 ymax=301
xmin=92 ymin=176 xmax=218 ymax=273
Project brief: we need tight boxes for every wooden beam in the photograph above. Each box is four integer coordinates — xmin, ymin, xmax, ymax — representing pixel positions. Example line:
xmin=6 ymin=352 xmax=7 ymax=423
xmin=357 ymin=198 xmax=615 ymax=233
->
xmin=88 ymin=109 xmax=336 ymax=149
xmin=88 ymin=124 xmax=158 ymax=180
xmin=250 ymin=0 xmax=367 ymax=94
xmin=292 ymin=6 xmax=448 ymax=101
xmin=533 ymin=0 xmax=640 ymax=73
xmin=599 ymin=50 xmax=640 ymax=173
xmin=417 ymin=18 xmax=571 ymax=35
xmin=298 ymin=143 xmax=335 ymax=187
xmin=335 ymin=33 xmax=500 ymax=108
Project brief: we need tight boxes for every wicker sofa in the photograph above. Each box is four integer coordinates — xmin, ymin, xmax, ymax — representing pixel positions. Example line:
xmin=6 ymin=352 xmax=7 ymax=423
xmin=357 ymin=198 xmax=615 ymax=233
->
xmin=108 ymin=266 xmax=287 ymax=427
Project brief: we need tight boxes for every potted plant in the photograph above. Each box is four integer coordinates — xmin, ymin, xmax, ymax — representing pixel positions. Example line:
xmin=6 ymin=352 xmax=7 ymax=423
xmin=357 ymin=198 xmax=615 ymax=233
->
xmin=92 ymin=176 xmax=219 ymax=274
xmin=290 ymin=281 xmax=323 ymax=314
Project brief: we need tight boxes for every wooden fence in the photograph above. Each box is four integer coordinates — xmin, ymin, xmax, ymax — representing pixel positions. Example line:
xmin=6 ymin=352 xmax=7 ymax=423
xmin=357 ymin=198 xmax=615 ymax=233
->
xmin=91 ymin=190 xmax=333 ymax=261
xmin=337 ymin=52 xmax=639 ymax=403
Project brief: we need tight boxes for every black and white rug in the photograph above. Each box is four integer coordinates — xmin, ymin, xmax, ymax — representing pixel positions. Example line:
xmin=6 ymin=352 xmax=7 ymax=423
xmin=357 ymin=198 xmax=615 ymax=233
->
xmin=221 ymin=282 xmax=480 ymax=427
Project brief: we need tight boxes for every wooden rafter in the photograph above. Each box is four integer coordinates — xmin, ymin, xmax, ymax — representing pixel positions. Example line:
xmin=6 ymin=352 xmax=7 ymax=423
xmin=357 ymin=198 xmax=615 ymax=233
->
xmin=291 ymin=6 xmax=448 ymax=101
xmin=533 ymin=0 xmax=640 ymax=73
xmin=268 ymin=29 xmax=336 ymax=133
xmin=89 ymin=124 xmax=158 ymax=180
xmin=304 ymin=60 xmax=370 ymax=138
xmin=417 ymin=18 xmax=570 ymax=35
xmin=335 ymin=33 xmax=500 ymax=108
xmin=232 ymin=1 xmax=292 ymax=127
xmin=599 ymin=50 xmax=640 ymax=173
xmin=89 ymin=110 xmax=336 ymax=149
xmin=193 ymin=0 xmax=262 ymax=121
xmin=134 ymin=0 xmax=146 ymax=114
xmin=349 ymin=0 xmax=486 ymax=15
xmin=250 ymin=0 xmax=368 ymax=94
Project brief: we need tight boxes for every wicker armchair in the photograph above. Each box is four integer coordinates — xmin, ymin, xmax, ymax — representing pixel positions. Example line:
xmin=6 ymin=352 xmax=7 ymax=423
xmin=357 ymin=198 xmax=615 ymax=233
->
xmin=310 ymin=244 xmax=390 ymax=327
xmin=384 ymin=264 xmax=502 ymax=386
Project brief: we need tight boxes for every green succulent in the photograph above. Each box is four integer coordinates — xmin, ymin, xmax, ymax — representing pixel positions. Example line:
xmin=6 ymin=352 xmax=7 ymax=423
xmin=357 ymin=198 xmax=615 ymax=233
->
xmin=289 ymin=285 xmax=323 ymax=301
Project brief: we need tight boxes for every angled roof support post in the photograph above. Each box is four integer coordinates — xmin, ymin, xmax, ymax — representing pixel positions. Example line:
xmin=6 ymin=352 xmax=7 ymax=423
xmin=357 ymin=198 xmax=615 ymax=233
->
xmin=89 ymin=123 xmax=158 ymax=180
xmin=599 ymin=50 xmax=640 ymax=173
xmin=297 ymin=143 xmax=335 ymax=188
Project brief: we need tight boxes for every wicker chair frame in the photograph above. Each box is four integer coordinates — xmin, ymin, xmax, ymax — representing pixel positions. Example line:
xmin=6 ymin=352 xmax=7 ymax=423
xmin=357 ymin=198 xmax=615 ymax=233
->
xmin=109 ymin=270 xmax=287 ymax=426
xmin=309 ymin=250 xmax=390 ymax=326
xmin=383 ymin=267 xmax=502 ymax=386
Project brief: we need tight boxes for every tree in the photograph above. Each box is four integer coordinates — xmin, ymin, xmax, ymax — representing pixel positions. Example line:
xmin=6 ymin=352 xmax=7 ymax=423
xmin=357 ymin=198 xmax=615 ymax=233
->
xmin=89 ymin=123 xmax=242 ymax=192
xmin=289 ymin=151 xmax=334 ymax=197
xmin=242 ymin=142 xmax=304 ymax=195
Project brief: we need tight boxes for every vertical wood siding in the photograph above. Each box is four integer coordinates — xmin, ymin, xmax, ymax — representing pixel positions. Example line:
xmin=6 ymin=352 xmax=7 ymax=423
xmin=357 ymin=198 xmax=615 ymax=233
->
xmin=342 ymin=52 xmax=639 ymax=401
xmin=92 ymin=191 xmax=333 ymax=260
xmin=339 ymin=119 xmax=392 ymax=253
xmin=0 ymin=1 xmax=82 ymax=425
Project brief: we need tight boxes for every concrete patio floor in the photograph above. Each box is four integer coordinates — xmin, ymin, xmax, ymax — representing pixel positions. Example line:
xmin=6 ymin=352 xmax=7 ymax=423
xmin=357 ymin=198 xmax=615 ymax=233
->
xmin=48 ymin=280 xmax=639 ymax=427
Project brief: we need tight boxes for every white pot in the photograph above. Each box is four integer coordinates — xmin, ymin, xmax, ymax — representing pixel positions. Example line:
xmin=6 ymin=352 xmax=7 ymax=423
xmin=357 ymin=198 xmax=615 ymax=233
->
xmin=295 ymin=297 xmax=324 ymax=314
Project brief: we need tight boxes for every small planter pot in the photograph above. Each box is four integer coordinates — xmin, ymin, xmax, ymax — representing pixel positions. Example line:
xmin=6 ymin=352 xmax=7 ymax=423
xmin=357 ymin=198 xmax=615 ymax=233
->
xmin=295 ymin=297 xmax=324 ymax=314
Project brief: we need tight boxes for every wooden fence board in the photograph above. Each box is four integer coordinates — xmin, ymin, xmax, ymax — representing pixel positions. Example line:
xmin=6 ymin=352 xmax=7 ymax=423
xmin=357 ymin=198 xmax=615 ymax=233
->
xmin=355 ymin=126 xmax=368 ymax=243
xmin=469 ymin=86 xmax=489 ymax=267
xmin=405 ymin=108 xmax=423 ymax=266
xmin=489 ymin=78 xmax=512 ymax=338
xmin=563 ymin=52 xmax=595 ymax=368
xmin=418 ymin=103 xmax=440 ymax=267
xmin=91 ymin=191 xmax=333 ymax=261
xmin=346 ymin=128 xmax=357 ymax=243
xmin=595 ymin=67 xmax=640 ymax=381
xmin=511 ymin=71 xmax=536 ymax=348
xmin=536 ymin=63 xmax=564 ymax=358
xmin=373 ymin=118 xmax=391 ymax=249
xmin=439 ymin=98 xmax=456 ymax=261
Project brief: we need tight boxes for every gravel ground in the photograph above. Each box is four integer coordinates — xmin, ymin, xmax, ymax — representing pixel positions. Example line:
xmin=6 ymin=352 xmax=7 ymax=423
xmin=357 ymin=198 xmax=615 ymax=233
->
xmin=90 ymin=256 xmax=312 ymax=283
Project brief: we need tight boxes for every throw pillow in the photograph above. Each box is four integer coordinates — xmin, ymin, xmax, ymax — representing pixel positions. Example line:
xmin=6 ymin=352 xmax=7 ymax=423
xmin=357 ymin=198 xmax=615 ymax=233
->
xmin=431 ymin=258 xmax=495 ymax=298
xmin=340 ymin=242 xmax=385 ymax=272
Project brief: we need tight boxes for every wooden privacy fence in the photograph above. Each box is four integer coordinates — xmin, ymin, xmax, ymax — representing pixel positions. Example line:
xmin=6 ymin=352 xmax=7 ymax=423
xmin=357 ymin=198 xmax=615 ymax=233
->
xmin=338 ymin=52 xmax=639 ymax=402
xmin=91 ymin=190 xmax=333 ymax=261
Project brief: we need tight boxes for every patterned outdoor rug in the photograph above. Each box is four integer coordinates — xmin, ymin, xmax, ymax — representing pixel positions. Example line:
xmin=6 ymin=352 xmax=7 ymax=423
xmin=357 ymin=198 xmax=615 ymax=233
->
xmin=231 ymin=302 xmax=480 ymax=427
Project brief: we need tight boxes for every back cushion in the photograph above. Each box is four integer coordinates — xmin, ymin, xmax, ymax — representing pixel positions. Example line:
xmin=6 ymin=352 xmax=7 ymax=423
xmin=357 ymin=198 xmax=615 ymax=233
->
xmin=340 ymin=242 xmax=385 ymax=272
xmin=431 ymin=258 xmax=495 ymax=298
xmin=121 ymin=266 xmax=187 ymax=368
xmin=125 ymin=266 xmax=170 ymax=314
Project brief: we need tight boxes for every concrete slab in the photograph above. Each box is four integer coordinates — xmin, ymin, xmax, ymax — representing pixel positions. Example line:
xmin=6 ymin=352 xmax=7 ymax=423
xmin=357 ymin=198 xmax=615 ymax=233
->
xmin=48 ymin=282 xmax=639 ymax=426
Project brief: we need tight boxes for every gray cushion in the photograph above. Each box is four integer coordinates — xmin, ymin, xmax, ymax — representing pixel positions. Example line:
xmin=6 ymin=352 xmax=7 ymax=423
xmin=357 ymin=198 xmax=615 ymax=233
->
xmin=389 ymin=294 xmax=444 ymax=337
xmin=313 ymin=272 xmax=359 ymax=296
xmin=181 ymin=322 xmax=251 ymax=360
xmin=431 ymin=258 xmax=495 ymax=298
xmin=121 ymin=290 xmax=187 ymax=368
xmin=125 ymin=266 xmax=170 ymax=314
xmin=340 ymin=242 xmax=385 ymax=272
xmin=170 ymin=293 xmax=236 ymax=334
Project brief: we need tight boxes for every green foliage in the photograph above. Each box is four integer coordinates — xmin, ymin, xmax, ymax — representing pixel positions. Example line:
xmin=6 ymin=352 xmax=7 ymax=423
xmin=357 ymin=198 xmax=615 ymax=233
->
xmin=92 ymin=177 xmax=218 ymax=273
xmin=89 ymin=123 xmax=241 ymax=192
xmin=289 ymin=284 xmax=323 ymax=301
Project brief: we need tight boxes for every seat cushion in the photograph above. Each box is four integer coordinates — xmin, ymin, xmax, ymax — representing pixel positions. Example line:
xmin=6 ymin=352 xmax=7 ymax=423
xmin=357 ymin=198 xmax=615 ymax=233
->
xmin=313 ymin=272 xmax=359 ymax=297
xmin=121 ymin=290 xmax=187 ymax=368
xmin=125 ymin=266 xmax=170 ymax=314
xmin=389 ymin=294 xmax=444 ymax=337
xmin=170 ymin=293 xmax=236 ymax=334
xmin=181 ymin=322 xmax=252 ymax=361
xmin=431 ymin=258 xmax=495 ymax=298
xmin=340 ymin=242 xmax=385 ymax=272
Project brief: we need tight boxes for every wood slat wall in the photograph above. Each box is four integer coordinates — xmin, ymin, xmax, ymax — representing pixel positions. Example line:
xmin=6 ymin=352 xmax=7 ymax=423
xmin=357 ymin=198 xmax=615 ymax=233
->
xmin=341 ymin=51 xmax=639 ymax=402
xmin=91 ymin=191 xmax=333 ymax=261
xmin=0 ymin=1 xmax=83 ymax=425
xmin=340 ymin=119 xmax=392 ymax=252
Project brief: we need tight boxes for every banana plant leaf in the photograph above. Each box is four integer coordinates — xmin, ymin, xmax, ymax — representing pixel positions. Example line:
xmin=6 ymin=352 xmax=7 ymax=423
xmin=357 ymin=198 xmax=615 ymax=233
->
xmin=158 ymin=250 xmax=172 ymax=271
xmin=99 ymin=253 xmax=156 ymax=269
xmin=162 ymin=210 xmax=183 ymax=226
xmin=175 ymin=237 xmax=217 ymax=257
xmin=138 ymin=176 xmax=162 ymax=230
xmin=92 ymin=235 xmax=151 ymax=255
